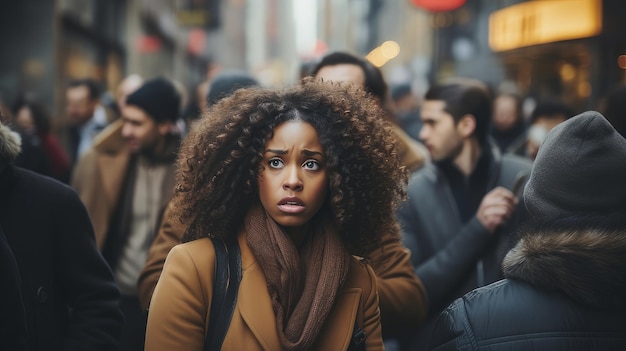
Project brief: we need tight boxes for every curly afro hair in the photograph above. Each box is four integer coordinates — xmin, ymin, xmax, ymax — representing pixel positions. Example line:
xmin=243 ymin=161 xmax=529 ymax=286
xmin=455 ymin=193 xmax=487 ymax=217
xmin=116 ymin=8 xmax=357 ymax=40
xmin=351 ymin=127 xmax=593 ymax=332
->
xmin=173 ymin=77 xmax=408 ymax=256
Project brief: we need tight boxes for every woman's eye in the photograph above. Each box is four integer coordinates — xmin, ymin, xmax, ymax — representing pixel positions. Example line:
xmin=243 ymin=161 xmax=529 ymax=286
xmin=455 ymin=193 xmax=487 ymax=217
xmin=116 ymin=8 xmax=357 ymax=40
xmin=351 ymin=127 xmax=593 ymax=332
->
xmin=303 ymin=160 xmax=319 ymax=170
xmin=268 ymin=158 xmax=284 ymax=169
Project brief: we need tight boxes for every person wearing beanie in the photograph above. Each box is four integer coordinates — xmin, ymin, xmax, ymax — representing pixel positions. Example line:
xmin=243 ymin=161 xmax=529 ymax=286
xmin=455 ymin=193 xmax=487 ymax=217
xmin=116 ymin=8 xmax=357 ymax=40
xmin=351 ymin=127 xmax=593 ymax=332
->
xmin=429 ymin=111 xmax=626 ymax=350
xmin=71 ymin=76 xmax=182 ymax=351
xmin=136 ymin=70 xmax=261 ymax=310
xmin=1 ymin=117 xmax=123 ymax=350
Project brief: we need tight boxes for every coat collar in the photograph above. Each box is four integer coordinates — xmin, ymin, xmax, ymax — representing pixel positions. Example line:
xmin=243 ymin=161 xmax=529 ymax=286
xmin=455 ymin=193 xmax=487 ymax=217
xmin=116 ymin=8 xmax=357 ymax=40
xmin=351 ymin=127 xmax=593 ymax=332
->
xmin=503 ymin=225 xmax=626 ymax=309
xmin=0 ymin=123 xmax=21 ymax=165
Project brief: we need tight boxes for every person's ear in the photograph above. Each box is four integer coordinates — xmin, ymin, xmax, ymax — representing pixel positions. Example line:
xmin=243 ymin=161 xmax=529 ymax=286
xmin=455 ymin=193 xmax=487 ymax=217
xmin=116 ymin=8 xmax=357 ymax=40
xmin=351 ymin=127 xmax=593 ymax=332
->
xmin=457 ymin=114 xmax=476 ymax=138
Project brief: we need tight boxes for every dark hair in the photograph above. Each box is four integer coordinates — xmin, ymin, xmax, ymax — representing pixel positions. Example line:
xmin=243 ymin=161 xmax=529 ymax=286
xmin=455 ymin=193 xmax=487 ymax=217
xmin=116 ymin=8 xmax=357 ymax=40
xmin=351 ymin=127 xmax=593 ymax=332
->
xmin=391 ymin=83 xmax=412 ymax=101
xmin=173 ymin=77 xmax=407 ymax=256
xmin=424 ymin=81 xmax=492 ymax=144
xmin=207 ymin=70 xmax=259 ymax=106
xmin=311 ymin=51 xmax=388 ymax=103
xmin=530 ymin=100 xmax=574 ymax=123
xmin=68 ymin=78 xmax=101 ymax=100
xmin=11 ymin=97 xmax=52 ymax=134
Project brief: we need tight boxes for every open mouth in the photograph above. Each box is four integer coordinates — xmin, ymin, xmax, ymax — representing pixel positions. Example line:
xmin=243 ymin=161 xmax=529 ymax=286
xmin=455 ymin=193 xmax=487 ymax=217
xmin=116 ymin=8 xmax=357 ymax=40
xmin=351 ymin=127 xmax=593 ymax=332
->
xmin=278 ymin=198 xmax=305 ymax=214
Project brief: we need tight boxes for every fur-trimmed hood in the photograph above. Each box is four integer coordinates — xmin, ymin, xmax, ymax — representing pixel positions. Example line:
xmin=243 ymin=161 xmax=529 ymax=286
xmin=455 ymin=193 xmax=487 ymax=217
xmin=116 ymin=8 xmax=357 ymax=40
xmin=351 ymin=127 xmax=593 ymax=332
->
xmin=0 ymin=123 xmax=21 ymax=163
xmin=503 ymin=226 xmax=626 ymax=310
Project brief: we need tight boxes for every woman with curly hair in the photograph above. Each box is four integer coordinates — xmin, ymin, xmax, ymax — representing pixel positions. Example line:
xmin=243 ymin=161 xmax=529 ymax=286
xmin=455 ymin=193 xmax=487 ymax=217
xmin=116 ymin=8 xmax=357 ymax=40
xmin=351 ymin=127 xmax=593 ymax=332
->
xmin=144 ymin=78 xmax=408 ymax=351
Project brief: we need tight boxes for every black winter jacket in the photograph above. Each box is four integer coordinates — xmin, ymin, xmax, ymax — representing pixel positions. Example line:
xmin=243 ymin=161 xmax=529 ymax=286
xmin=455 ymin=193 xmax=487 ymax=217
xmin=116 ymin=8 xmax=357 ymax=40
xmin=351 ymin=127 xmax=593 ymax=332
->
xmin=1 ymin=123 xmax=123 ymax=351
xmin=429 ymin=223 xmax=626 ymax=350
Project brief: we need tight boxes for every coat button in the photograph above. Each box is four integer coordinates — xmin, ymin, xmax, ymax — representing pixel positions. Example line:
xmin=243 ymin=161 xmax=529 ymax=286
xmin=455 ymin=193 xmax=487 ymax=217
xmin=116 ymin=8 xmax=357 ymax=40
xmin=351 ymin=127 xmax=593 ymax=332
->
xmin=36 ymin=286 xmax=48 ymax=303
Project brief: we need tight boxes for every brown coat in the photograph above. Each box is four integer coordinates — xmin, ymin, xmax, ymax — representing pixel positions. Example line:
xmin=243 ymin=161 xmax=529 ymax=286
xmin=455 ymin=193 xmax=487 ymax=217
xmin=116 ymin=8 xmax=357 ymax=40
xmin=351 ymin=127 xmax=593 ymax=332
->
xmin=71 ymin=120 xmax=130 ymax=249
xmin=71 ymin=120 xmax=177 ymax=249
xmin=138 ymin=200 xmax=428 ymax=337
xmin=145 ymin=234 xmax=384 ymax=351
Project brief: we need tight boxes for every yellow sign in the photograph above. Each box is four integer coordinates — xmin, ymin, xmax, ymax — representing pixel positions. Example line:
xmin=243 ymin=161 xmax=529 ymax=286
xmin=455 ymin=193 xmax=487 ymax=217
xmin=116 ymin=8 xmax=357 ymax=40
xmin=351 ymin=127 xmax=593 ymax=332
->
xmin=489 ymin=0 xmax=602 ymax=52
xmin=176 ymin=10 xmax=208 ymax=26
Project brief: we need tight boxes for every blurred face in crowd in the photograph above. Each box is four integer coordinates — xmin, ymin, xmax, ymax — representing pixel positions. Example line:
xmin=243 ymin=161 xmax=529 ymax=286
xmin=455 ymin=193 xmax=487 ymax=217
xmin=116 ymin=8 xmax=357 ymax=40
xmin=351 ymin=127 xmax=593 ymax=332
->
xmin=492 ymin=94 xmax=520 ymax=132
xmin=258 ymin=120 xmax=329 ymax=241
xmin=526 ymin=113 xmax=567 ymax=159
xmin=15 ymin=107 xmax=36 ymax=134
xmin=121 ymin=105 xmax=171 ymax=154
xmin=66 ymin=85 xmax=98 ymax=126
xmin=315 ymin=64 xmax=365 ymax=87
xmin=420 ymin=100 xmax=466 ymax=162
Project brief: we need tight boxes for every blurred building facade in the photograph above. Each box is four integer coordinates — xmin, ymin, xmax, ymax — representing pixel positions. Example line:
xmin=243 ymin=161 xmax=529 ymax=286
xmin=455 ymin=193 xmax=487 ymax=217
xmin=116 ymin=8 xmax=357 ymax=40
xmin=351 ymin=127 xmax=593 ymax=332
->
xmin=419 ymin=0 xmax=626 ymax=112
xmin=1 ymin=0 xmax=231 ymax=125
xmin=1 ymin=0 xmax=624 ymax=129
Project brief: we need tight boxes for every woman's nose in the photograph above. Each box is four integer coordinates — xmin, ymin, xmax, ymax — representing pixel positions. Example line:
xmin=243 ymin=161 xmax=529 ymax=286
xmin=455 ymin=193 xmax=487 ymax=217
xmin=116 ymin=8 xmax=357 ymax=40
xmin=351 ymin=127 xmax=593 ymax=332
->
xmin=283 ymin=166 xmax=303 ymax=191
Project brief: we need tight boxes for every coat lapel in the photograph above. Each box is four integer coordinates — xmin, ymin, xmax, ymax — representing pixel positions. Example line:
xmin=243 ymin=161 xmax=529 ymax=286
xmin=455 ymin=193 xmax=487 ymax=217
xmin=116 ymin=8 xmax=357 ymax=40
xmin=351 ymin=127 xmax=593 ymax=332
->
xmin=237 ymin=233 xmax=281 ymax=350
xmin=314 ymin=288 xmax=361 ymax=350
xmin=97 ymin=150 xmax=129 ymax=210
xmin=93 ymin=120 xmax=129 ymax=212
xmin=237 ymin=262 xmax=281 ymax=350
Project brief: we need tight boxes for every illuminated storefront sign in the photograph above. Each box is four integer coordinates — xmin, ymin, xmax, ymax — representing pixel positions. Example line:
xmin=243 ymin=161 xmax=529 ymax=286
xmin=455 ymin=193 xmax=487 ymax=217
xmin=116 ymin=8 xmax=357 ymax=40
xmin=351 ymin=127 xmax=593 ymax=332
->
xmin=489 ymin=0 xmax=602 ymax=52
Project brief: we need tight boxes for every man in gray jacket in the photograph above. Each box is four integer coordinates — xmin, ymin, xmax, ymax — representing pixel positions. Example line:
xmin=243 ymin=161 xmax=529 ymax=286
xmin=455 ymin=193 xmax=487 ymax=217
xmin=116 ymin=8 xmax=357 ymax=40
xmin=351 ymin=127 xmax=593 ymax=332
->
xmin=429 ymin=111 xmax=626 ymax=350
xmin=396 ymin=79 xmax=532 ymax=350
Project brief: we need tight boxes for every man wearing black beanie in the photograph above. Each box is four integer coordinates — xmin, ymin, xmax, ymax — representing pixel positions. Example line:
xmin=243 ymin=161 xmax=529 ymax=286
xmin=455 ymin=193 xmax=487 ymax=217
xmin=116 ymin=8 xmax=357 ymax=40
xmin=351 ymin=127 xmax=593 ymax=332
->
xmin=429 ymin=111 xmax=626 ymax=350
xmin=71 ymin=76 xmax=182 ymax=351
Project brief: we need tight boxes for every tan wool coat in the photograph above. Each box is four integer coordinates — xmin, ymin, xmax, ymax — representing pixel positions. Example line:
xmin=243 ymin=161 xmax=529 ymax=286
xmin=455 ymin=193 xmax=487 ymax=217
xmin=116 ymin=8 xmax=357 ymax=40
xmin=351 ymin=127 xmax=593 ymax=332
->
xmin=145 ymin=233 xmax=384 ymax=351
xmin=138 ymin=201 xmax=428 ymax=337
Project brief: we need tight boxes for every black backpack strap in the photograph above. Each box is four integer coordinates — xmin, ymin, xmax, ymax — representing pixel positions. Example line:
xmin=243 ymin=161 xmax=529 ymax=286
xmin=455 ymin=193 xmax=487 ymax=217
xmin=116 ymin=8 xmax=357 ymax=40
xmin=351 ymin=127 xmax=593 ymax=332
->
xmin=205 ymin=237 xmax=242 ymax=351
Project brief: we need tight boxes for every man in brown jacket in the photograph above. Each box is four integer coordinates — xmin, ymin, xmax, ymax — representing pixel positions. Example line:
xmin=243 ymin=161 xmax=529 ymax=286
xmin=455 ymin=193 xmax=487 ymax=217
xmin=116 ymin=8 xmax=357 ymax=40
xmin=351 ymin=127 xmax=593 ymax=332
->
xmin=72 ymin=77 xmax=182 ymax=351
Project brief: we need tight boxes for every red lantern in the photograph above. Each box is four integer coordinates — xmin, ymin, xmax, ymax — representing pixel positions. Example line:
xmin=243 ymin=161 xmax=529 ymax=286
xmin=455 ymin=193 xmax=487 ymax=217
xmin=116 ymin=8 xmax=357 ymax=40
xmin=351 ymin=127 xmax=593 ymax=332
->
xmin=410 ymin=0 xmax=466 ymax=12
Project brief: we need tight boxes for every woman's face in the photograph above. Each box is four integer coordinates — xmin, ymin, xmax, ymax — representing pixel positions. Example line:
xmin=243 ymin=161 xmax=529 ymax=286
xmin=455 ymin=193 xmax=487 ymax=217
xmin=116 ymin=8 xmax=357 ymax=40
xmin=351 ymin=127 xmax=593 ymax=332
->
xmin=258 ymin=120 xmax=329 ymax=234
xmin=16 ymin=107 xmax=36 ymax=133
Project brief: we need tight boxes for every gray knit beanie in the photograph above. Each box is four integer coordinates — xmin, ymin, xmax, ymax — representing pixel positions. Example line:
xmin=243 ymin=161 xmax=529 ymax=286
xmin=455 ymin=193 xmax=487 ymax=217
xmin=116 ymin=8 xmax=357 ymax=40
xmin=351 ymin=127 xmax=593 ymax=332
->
xmin=524 ymin=111 xmax=626 ymax=219
xmin=126 ymin=77 xmax=180 ymax=123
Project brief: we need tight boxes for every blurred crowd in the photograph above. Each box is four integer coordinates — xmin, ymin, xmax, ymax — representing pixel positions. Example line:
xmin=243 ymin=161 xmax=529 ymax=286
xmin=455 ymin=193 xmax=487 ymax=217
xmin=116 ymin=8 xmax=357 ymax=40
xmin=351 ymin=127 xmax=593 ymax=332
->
xmin=1 ymin=49 xmax=626 ymax=351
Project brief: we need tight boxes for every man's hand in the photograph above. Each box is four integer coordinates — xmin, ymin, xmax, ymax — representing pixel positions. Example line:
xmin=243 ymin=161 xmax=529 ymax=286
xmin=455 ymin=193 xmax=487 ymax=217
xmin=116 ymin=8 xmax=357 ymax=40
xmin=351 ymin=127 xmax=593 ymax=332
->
xmin=476 ymin=186 xmax=519 ymax=233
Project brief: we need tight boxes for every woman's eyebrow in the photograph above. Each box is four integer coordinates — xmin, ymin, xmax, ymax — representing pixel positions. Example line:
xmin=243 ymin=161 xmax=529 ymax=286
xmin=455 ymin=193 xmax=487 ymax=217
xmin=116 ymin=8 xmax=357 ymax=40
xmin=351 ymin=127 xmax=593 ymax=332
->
xmin=302 ymin=149 xmax=325 ymax=158
xmin=264 ymin=149 xmax=287 ymax=155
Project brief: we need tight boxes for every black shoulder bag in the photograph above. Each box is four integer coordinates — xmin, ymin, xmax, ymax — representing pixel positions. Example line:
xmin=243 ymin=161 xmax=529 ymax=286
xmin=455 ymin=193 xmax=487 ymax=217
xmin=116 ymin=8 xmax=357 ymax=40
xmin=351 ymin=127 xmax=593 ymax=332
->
xmin=203 ymin=237 xmax=366 ymax=351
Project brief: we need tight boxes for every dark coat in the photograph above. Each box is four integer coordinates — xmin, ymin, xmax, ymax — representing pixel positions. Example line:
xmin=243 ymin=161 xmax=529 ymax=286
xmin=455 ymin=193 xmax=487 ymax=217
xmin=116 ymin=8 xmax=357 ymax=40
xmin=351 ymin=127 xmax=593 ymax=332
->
xmin=398 ymin=144 xmax=531 ymax=313
xmin=0 ymin=165 xmax=123 ymax=351
xmin=0 ymin=223 xmax=29 ymax=350
xmin=429 ymin=224 xmax=626 ymax=350
xmin=396 ymin=144 xmax=532 ymax=349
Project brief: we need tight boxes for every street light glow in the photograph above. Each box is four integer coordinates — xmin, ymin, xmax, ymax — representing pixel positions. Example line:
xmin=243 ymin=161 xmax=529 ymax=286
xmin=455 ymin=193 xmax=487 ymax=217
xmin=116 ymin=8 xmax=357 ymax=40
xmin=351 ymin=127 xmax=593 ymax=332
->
xmin=366 ymin=40 xmax=400 ymax=67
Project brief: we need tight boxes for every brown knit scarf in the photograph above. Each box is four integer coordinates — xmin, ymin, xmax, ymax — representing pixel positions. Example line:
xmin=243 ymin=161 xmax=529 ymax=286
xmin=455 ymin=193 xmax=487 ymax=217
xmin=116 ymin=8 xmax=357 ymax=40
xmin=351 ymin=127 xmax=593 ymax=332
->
xmin=245 ymin=204 xmax=350 ymax=351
